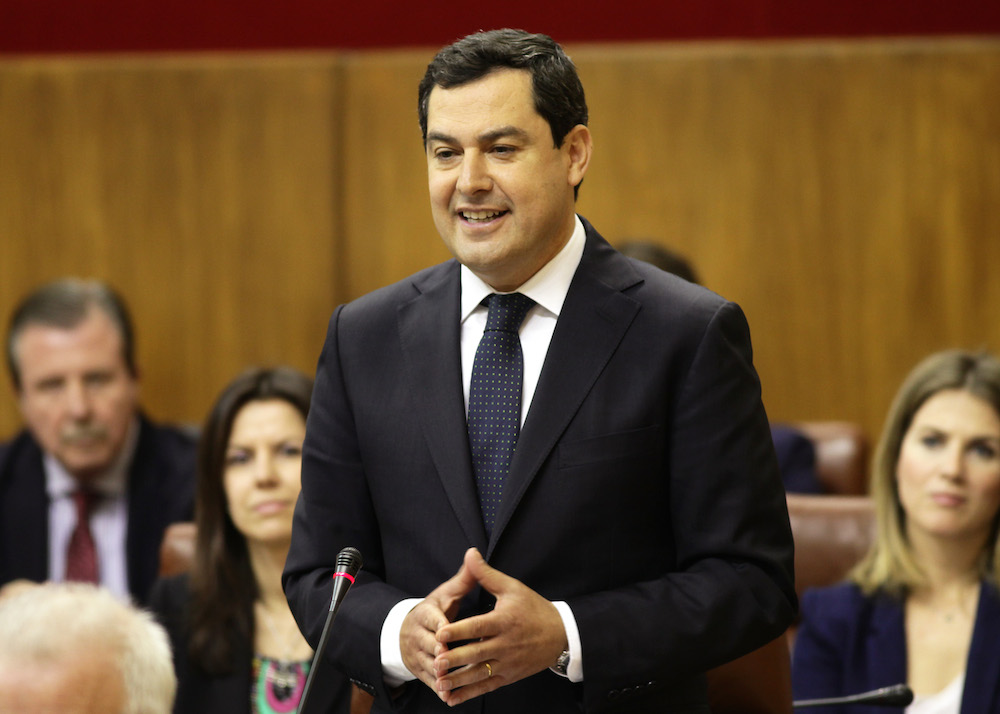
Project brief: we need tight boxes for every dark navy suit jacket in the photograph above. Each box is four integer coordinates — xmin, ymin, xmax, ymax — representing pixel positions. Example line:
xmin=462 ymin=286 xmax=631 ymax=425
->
xmin=284 ymin=218 xmax=796 ymax=713
xmin=792 ymin=581 xmax=1000 ymax=714
xmin=0 ymin=415 xmax=196 ymax=604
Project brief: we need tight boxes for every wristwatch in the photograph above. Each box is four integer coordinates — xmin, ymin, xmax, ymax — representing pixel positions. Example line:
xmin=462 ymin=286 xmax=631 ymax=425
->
xmin=553 ymin=649 xmax=571 ymax=676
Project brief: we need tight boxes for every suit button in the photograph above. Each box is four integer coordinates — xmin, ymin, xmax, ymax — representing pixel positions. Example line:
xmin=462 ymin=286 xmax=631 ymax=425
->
xmin=608 ymin=689 xmax=620 ymax=700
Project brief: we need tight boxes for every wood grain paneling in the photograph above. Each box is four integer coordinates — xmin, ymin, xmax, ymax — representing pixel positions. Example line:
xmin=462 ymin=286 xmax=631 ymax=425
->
xmin=569 ymin=38 xmax=1000 ymax=443
xmin=0 ymin=54 xmax=342 ymax=435
xmin=338 ymin=50 xmax=449 ymax=300
xmin=2 ymin=38 xmax=998 ymax=449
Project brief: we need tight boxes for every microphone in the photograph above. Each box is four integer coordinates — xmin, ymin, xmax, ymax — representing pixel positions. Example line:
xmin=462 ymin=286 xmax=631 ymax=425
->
xmin=794 ymin=683 xmax=914 ymax=709
xmin=297 ymin=546 xmax=363 ymax=714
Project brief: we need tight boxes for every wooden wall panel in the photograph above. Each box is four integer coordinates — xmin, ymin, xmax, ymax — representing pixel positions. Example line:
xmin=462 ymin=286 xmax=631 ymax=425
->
xmin=0 ymin=54 xmax=342 ymax=436
xmin=570 ymin=38 xmax=1000 ymax=442
xmin=338 ymin=51 xmax=449 ymax=300
xmin=2 ymin=38 xmax=998 ymax=449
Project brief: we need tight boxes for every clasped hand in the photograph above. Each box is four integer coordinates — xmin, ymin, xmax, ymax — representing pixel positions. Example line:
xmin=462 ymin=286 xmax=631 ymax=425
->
xmin=399 ymin=547 xmax=567 ymax=706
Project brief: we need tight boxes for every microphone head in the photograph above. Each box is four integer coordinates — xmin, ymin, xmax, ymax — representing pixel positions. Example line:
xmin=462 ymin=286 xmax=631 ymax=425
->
xmin=335 ymin=546 xmax=363 ymax=577
xmin=875 ymin=684 xmax=913 ymax=706
xmin=794 ymin=682 xmax=914 ymax=709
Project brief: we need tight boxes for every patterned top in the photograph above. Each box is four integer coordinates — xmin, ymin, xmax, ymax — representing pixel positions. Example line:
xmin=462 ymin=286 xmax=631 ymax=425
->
xmin=250 ymin=655 xmax=310 ymax=714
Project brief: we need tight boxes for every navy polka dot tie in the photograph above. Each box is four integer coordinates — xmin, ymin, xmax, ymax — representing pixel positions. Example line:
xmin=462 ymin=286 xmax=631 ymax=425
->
xmin=468 ymin=293 xmax=535 ymax=536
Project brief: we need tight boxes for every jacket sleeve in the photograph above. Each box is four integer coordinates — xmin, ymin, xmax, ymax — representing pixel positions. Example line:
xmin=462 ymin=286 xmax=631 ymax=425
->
xmin=569 ymin=301 xmax=797 ymax=709
xmin=283 ymin=305 xmax=408 ymax=704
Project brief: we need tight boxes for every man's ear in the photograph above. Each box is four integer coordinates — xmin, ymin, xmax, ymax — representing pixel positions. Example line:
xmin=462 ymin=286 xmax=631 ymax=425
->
xmin=563 ymin=124 xmax=593 ymax=189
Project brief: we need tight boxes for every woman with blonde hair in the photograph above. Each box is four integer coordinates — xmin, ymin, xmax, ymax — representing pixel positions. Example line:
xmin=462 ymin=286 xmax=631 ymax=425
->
xmin=792 ymin=350 xmax=1000 ymax=713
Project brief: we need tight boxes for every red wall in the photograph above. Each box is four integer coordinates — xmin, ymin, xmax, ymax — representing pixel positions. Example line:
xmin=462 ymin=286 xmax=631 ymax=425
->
xmin=3 ymin=0 xmax=1000 ymax=54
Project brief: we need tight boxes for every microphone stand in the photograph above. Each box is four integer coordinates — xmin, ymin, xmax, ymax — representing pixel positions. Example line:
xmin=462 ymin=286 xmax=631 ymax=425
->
xmin=793 ymin=683 xmax=914 ymax=709
xmin=298 ymin=546 xmax=363 ymax=714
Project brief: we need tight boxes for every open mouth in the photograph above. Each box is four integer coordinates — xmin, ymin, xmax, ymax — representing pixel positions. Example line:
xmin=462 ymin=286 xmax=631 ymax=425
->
xmin=460 ymin=209 xmax=508 ymax=223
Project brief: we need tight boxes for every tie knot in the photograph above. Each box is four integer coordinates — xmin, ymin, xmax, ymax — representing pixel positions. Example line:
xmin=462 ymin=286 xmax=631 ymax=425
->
xmin=72 ymin=489 xmax=98 ymax=517
xmin=483 ymin=293 xmax=535 ymax=334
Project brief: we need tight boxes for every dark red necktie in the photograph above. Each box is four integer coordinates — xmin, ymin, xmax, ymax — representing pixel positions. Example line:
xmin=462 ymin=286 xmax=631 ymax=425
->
xmin=65 ymin=490 xmax=99 ymax=583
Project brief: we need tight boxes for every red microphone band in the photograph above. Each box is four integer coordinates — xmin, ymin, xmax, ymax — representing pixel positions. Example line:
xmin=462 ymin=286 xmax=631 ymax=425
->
xmin=333 ymin=572 xmax=356 ymax=584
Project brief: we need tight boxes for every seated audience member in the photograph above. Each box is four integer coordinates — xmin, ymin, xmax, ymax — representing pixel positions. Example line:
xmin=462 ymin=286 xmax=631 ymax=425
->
xmin=0 ymin=581 xmax=176 ymax=714
xmin=771 ymin=423 xmax=822 ymax=494
xmin=0 ymin=278 xmax=196 ymax=603
xmin=617 ymin=239 xmax=701 ymax=284
xmin=792 ymin=350 xmax=1000 ymax=712
xmin=148 ymin=367 xmax=350 ymax=714
xmin=618 ymin=240 xmax=820 ymax=493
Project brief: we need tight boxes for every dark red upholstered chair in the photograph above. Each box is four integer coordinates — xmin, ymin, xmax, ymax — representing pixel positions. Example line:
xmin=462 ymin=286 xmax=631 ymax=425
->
xmin=158 ymin=521 xmax=197 ymax=578
xmin=785 ymin=493 xmax=876 ymax=648
xmin=795 ymin=421 xmax=870 ymax=496
xmin=706 ymin=633 xmax=793 ymax=714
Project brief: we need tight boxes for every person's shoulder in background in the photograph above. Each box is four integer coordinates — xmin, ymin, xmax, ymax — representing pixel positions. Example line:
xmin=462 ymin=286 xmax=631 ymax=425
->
xmin=771 ymin=424 xmax=821 ymax=494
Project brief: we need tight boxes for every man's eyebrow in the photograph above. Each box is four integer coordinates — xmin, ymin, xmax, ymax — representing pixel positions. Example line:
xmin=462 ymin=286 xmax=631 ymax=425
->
xmin=478 ymin=126 xmax=530 ymax=143
xmin=426 ymin=131 xmax=457 ymax=145
xmin=425 ymin=126 xmax=530 ymax=145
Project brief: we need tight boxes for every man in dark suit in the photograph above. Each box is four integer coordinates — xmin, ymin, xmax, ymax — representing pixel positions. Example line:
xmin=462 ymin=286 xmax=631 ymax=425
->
xmin=0 ymin=278 xmax=195 ymax=604
xmin=284 ymin=29 xmax=796 ymax=713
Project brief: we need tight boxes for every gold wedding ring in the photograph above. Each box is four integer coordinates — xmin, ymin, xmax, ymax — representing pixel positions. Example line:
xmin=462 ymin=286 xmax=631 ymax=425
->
xmin=484 ymin=662 xmax=493 ymax=678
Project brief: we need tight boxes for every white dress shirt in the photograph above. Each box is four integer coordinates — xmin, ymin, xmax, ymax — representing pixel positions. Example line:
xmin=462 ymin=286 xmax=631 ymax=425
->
xmin=380 ymin=216 xmax=587 ymax=687
xmin=45 ymin=417 xmax=139 ymax=601
xmin=906 ymin=672 xmax=964 ymax=714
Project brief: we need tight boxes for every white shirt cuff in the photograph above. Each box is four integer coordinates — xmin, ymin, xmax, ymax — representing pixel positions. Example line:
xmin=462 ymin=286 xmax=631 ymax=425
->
xmin=551 ymin=600 xmax=584 ymax=682
xmin=380 ymin=597 xmax=423 ymax=687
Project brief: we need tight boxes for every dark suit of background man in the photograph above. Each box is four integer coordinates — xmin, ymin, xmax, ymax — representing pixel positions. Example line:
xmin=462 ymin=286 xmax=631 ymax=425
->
xmin=0 ymin=279 xmax=195 ymax=604
xmin=284 ymin=29 xmax=796 ymax=713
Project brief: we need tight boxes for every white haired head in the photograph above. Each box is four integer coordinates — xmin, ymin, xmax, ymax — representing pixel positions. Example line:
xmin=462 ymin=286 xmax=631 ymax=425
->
xmin=0 ymin=582 xmax=176 ymax=714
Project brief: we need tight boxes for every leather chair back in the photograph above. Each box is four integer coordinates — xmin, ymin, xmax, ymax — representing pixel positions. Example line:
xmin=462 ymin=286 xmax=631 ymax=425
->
xmin=795 ymin=421 xmax=870 ymax=495
xmin=786 ymin=493 xmax=875 ymax=648
xmin=158 ymin=521 xmax=197 ymax=577
xmin=706 ymin=634 xmax=793 ymax=714
xmin=787 ymin=493 xmax=875 ymax=599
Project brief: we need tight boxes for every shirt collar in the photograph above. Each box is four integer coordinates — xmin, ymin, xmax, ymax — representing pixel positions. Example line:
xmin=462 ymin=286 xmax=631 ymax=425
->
xmin=45 ymin=415 xmax=140 ymax=498
xmin=460 ymin=214 xmax=586 ymax=322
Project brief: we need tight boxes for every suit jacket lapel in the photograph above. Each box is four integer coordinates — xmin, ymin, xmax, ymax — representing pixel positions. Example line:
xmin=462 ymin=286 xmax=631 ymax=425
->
xmin=867 ymin=584 xmax=1000 ymax=713
xmin=0 ymin=435 xmax=50 ymax=582
xmin=125 ymin=417 xmax=158 ymax=599
xmin=867 ymin=593 xmax=907 ymax=689
xmin=963 ymin=581 xmax=1000 ymax=714
xmin=397 ymin=263 xmax=488 ymax=550
xmin=489 ymin=226 xmax=642 ymax=552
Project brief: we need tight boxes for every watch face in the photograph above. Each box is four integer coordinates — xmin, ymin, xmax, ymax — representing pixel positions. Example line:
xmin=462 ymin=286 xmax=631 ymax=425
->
xmin=556 ymin=650 xmax=570 ymax=674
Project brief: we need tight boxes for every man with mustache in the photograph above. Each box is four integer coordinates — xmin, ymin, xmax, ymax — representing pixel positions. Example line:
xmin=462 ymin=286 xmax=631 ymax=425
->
xmin=0 ymin=278 xmax=196 ymax=604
